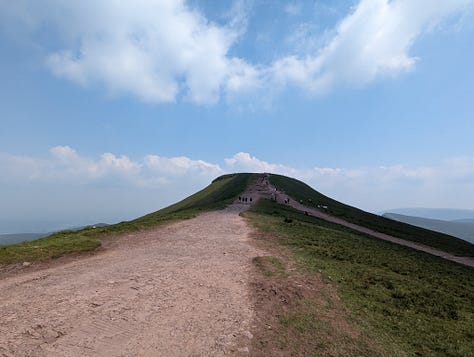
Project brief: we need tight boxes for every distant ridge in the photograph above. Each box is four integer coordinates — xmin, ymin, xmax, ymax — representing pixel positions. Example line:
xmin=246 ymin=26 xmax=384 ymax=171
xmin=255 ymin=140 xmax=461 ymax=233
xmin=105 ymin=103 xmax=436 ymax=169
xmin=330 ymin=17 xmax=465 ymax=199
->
xmin=0 ymin=233 xmax=47 ymax=246
xmin=381 ymin=208 xmax=474 ymax=221
xmin=453 ymin=218 xmax=474 ymax=224
xmin=0 ymin=223 xmax=110 ymax=246
xmin=383 ymin=213 xmax=474 ymax=244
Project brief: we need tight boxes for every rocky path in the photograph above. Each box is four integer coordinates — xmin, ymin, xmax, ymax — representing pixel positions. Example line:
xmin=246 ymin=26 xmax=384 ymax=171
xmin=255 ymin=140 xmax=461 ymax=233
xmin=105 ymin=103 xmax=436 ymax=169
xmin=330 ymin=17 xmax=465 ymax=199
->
xmin=0 ymin=206 xmax=264 ymax=356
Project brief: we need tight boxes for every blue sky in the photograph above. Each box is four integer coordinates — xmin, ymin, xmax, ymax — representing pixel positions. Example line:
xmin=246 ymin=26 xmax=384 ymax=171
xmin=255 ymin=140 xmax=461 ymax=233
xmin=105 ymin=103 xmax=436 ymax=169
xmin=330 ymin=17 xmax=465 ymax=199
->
xmin=1 ymin=0 xmax=474 ymax=232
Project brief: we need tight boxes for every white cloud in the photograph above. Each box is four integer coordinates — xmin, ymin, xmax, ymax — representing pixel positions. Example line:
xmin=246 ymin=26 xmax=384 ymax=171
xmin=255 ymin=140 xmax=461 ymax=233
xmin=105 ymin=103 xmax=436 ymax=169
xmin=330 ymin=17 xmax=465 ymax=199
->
xmin=2 ymin=0 xmax=472 ymax=103
xmin=145 ymin=154 xmax=223 ymax=177
xmin=0 ymin=146 xmax=222 ymax=187
xmin=0 ymin=147 xmax=225 ymax=230
xmin=224 ymin=152 xmax=474 ymax=211
xmin=1 ymin=148 xmax=474 ymax=230
xmin=266 ymin=0 xmax=474 ymax=94
xmin=3 ymin=0 xmax=256 ymax=104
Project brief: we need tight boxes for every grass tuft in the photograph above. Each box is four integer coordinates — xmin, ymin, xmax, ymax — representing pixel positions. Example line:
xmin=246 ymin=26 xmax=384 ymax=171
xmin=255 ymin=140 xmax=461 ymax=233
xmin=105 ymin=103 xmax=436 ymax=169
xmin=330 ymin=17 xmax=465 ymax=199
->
xmin=253 ymin=256 xmax=287 ymax=278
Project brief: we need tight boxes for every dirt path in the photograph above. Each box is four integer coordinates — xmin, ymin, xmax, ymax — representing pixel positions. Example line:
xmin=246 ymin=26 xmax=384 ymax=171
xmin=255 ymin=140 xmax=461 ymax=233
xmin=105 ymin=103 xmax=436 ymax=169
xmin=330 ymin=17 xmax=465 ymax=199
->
xmin=0 ymin=205 xmax=264 ymax=356
xmin=263 ymin=178 xmax=474 ymax=268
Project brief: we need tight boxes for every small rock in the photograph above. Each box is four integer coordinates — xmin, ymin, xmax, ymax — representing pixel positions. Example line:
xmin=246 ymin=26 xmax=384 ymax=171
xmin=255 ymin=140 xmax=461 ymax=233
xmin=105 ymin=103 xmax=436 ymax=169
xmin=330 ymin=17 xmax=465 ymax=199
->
xmin=243 ymin=331 xmax=253 ymax=339
xmin=22 ymin=262 xmax=31 ymax=267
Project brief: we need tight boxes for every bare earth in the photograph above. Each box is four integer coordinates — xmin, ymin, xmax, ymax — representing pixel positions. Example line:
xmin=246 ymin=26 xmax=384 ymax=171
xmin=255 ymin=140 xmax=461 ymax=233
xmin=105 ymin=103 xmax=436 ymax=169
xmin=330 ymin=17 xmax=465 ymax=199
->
xmin=0 ymin=205 xmax=264 ymax=356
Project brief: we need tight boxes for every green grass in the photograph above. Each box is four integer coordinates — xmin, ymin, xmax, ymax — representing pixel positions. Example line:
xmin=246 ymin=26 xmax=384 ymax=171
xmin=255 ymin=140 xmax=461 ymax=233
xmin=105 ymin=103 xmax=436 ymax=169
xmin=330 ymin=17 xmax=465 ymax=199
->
xmin=253 ymin=256 xmax=287 ymax=278
xmin=0 ymin=231 xmax=101 ymax=265
xmin=0 ymin=173 xmax=256 ymax=265
xmin=269 ymin=173 xmax=474 ymax=257
xmin=151 ymin=173 xmax=254 ymax=214
xmin=245 ymin=199 xmax=474 ymax=356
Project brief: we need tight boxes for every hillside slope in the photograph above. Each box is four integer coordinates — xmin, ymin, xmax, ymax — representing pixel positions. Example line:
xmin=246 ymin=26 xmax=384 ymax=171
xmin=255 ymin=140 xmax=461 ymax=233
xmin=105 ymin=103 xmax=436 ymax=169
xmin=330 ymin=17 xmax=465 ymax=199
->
xmin=0 ymin=173 xmax=256 ymax=265
xmin=3 ymin=172 xmax=473 ymax=264
xmin=245 ymin=197 xmax=474 ymax=356
xmin=268 ymin=174 xmax=474 ymax=257
xmin=382 ymin=208 xmax=474 ymax=221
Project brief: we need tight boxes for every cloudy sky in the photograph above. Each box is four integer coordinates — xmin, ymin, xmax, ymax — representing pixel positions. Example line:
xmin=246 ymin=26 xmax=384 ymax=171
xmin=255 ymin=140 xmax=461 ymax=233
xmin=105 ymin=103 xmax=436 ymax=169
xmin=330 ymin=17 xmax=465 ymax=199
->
xmin=1 ymin=0 xmax=473 ymax=232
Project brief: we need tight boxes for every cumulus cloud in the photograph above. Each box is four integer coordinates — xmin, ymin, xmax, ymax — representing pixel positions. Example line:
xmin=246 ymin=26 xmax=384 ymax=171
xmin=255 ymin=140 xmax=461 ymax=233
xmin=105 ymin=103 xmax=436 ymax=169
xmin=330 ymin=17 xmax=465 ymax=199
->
xmin=224 ymin=152 xmax=474 ymax=211
xmin=0 ymin=147 xmax=225 ymax=230
xmin=1 ymin=0 xmax=472 ymax=103
xmin=266 ymin=0 xmax=474 ymax=93
xmin=1 ymin=148 xmax=474 ymax=231
xmin=0 ymin=146 xmax=223 ymax=187
xmin=2 ymin=0 xmax=257 ymax=104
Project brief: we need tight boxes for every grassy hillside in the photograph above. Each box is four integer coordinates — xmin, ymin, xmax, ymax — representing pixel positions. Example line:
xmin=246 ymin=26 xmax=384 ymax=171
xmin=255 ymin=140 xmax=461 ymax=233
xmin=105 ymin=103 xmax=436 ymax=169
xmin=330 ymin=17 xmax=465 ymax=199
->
xmin=245 ymin=199 xmax=474 ymax=356
xmin=0 ymin=173 xmax=254 ymax=265
xmin=269 ymin=174 xmax=474 ymax=257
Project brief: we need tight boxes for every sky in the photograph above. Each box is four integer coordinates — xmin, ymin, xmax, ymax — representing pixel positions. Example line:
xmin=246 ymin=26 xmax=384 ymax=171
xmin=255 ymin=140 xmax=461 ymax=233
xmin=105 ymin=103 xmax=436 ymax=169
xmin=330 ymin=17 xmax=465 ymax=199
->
xmin=1 ymin=0 xmax=474 ymax=233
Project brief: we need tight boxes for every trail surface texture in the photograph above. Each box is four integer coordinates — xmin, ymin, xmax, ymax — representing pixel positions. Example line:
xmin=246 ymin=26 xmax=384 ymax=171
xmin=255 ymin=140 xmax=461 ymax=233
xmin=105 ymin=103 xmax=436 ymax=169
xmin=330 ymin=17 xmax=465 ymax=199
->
xmin=0 ymin=206 xmax=262 ymax=356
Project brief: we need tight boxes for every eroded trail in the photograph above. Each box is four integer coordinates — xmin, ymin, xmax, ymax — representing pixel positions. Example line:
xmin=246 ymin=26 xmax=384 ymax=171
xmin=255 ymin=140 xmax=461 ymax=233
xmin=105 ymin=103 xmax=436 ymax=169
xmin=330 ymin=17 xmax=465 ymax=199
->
xmin=0 ymin=207 xmax=263 ymax=356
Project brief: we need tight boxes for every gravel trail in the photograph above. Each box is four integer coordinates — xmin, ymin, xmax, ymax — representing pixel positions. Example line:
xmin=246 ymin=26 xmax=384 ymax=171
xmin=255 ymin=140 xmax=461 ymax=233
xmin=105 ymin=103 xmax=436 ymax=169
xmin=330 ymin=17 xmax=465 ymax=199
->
xmin=0 ymin=206 xmax=263 ymax=356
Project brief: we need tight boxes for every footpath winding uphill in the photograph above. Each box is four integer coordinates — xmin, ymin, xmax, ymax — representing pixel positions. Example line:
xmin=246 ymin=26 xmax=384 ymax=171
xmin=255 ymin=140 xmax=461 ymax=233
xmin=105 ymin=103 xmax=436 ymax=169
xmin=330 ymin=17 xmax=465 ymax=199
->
xmin=0 ymin=205 xmax=263 ymax=356
xmin=260 ymin=179 xmax=474 ymax=268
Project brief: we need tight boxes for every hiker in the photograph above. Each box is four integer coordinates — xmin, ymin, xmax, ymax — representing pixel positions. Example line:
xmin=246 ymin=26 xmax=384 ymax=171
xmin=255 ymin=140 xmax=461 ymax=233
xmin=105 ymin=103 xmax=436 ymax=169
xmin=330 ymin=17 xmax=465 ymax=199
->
xmin=239 ymin=196 xmax=241 ymax=202
xmin=250 ymin=197 xmax=252 ymax=203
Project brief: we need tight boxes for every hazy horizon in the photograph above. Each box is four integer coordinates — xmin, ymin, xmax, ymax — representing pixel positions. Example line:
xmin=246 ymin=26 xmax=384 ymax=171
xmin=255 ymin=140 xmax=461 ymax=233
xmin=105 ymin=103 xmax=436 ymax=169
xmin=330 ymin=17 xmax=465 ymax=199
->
xmin=1 ymin=1 xmax=473 ymax=231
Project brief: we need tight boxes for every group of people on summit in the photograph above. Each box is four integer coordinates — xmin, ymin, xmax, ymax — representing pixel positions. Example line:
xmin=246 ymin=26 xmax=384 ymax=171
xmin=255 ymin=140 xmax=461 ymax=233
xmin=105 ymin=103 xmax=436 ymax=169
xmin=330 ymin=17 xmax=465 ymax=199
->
xmin=238 ymin=196 xmax=252 ymax=204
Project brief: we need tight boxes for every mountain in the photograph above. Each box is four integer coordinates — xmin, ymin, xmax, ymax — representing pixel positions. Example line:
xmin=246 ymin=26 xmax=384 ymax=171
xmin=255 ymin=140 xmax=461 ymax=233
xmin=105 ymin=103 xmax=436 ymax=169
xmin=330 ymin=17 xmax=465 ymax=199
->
xmin=0 ymin=233 xmax=48 ymax=246
xmin=453 ymin=218 xmax=474 ymax=224
xmin=268 ymin=174 xmax=474 ymax=257
xmin=381 ymin=208 xmax=474 ymax=221
xmin=2 ymin=173 xmax=474 ymax=259
xmin=0 ymin=173 xmax=255 ymax=264
xmin=382 ymin=213 xmax=474 ymax=244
